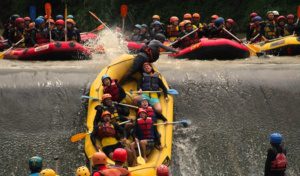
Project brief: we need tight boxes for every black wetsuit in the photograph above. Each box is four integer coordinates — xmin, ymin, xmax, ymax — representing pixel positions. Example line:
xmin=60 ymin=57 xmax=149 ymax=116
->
xmin=264 ymin=144 xmax=287 ymax=176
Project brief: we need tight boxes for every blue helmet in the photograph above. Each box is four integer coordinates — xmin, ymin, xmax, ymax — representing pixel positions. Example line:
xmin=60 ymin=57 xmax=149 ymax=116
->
xmin=37 ymin=15 xmax=45 ymax=20
xmin=67 ymin=15 xmax=74 ymax=19
xmin=153 ymin=21 xmax=162 ymax=26
xmin=29 ymin=156 xmax=43 ymax=172
xmin=35 ymin=18 xmax=45 ymax=25
xmin=253 ymin=16 xmax=262 ymax=22
xmin=270 ymin=133 xmax=283 ymax=144
xmin=56 ymin=15 xmax=64 ymax=20
xmin=214 ymin=17 xmax=225 ymax=27
xmin=101 ymin=74 xmax=111 ymax=81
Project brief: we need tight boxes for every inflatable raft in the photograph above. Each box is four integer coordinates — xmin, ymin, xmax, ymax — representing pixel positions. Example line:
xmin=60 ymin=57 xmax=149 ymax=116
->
xmin=170 ymin=38 xmax=250 ymax=60
xmin=80 ymin=32 xmax=98 ymax=43
xmin=4 ymin=41 xmax=91 ymax=60
xmin=84 ymin=54 xmax=174 ymax=176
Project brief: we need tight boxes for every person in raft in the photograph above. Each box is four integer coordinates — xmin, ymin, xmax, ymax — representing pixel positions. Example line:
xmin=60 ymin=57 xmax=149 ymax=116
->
xmin=264 ymin=132 xmax=287 ymax=176
xmin=131 ymin=108 xmax=162 ymax=166
xmin=28 ymin=156 xmax=43 ymax=176
xmin=157 ymin=164 xmax=170 ymax=176
xmin=110 ymin=148 xmax=131 ymax=175
xmin=138 ymin=97 xmax=167 ymax=123
xmin=101 ymin=74 xmax=126 ymax=103
xmin=121 ymin=33 xmax=177 ymax=83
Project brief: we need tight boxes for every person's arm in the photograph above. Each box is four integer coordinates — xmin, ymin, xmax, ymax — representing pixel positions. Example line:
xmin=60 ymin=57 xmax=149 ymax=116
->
xmin=116 ymin=81 xmax=126 ymax=101
xmin=158 ymin=78 xmax=168 ymax=97
xmin=154 ymin=40 xmax=177 ymax=53
xmin=155 ymin=113 xmax=167 ymax=122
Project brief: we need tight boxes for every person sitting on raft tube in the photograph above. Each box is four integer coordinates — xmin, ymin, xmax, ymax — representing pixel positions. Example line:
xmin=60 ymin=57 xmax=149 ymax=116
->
xmin=66 ymin=19 xmax=81 ymax=42
xmin=7 ymin=17 xmax=25 ymax=46
xmin=53 ymin=19 xmax=65 ymax=41
xmin=284 ymin=14 xmax=296 ymax=36
xmin=150 ymin=21 xmax=165 ymax=39
xmin=137 ymin=62 xmax=168 ymax=114
xmin=91 ymin=111 xmax=133 ymax=163
xmin=121 ymin=33 xmax=177 ymax=83
xmin=131 ymin=108 xmax=162 ymax=165
xmin=140 ymin=24 xmax=151 ymax=43
xmin=276 ymin=16 xmax=286 ymax=37
xmin=102 ymin=74 xmax=126 ymax=103
xmin=28 ymin=156 xmax=43 ymax=176
xmin=264 ymin=133 xmax=287 ymax=176
xmin=261 ymin=11 xmax=278 ymax=40
xmin=247 ymin=16 xmax=266 ymax=43
xmin=174 ymin=20 xmax=200 ymax=49
xmin=157 ymin=164 xmax=170 ymax=176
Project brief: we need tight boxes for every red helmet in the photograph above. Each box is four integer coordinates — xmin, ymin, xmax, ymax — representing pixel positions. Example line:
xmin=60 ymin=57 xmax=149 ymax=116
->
xmin=55 ymin=19 xmax=65 ymax=26
xmin=24 ymin=16 xmax=31 ymax=21
xmin=211 ymin=14 xmax=219 ymax=19
xmin=277 ymin=15 xmax=286 ymax=21
xmin=250 ymin=12 xmax=258 ymax=19
xmin=226 ymin=18 xmax=235 ymax=24
xmin=192 ymin=13 xmax=200 ymax=19
xmin=169 ymin=16 xmax=179 ymax=23
xmin=156 ymin=164 xmax=169 ymax=176
xmin=92 ymin=152 xmax=107 ymax=166
xmin=15 ymin=17 xmax=25 ymax=24
xmin=137 ymin=108 xmax=147 ymax=116
xmin=112 ymin=148 xmax=127 ymax=163
xmin=287 ymin=14 xmax=295 ymax=19
xmin=183 ymin=13 xmax=192 ymax=19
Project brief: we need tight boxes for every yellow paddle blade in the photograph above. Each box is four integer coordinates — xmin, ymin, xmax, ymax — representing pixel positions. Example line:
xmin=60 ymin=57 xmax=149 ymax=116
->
xmin=70 ymin=132 xmax=88 ymax=142
xmin=0 ymin=52 xmax=4 ymax=59
xmin=137 ymin=156 xmax=146 ymax=165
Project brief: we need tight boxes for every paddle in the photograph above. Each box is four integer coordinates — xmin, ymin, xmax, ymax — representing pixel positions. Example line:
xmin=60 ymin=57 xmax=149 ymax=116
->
xmin=135 ymin=138 xmax=146 ymax=165
xmin=64 ymin=0 xmax=68 ymax=41
xmin=70 ymin=132 xmax=90 ymax=142
xmin=155 ymin=119 xmax=191 ymax=128
xmin=169 ymin=28 xmax=199 ymax=46
xmin=0 ymin=38 xmax=24 ymax=59
xmin=89 ymin=11 xmax=114 ymax=33
xmin=81 ymin=95 xmax=139 ymax=109
xmin=45 ymin=2 xmax=52 ymax=41
xmin=293 ymin=5 xmax=300 ymax=35
xmin=130 ymin=89 xmax=179 ymax=95
xmin=120 ymin=4 xmax=128 ymax=32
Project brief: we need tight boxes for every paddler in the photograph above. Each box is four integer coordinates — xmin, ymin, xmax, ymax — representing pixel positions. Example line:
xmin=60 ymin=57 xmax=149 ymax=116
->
xmin=138 ymin=97 xmax=167 ymax=122
xmin=156 ymin=164 xmax=170 ymax=176
xmin=150 ymin=21 xmax=165 ymax=39
xmin=247 ymin=16 xmax=266 ymax=43
xmin=150 ymin=15 xmax=161 ymax=30
xmin=31 ymin=17 xmax=49 ymax=46
xmin=206 ymin=14 xmax=219 ymax=38
xmin=179 ymin=21 xmax=186 ymax=34
xmin=276 ymin=16 xmax=286 ymax=37
xmin=53 ymin=19 xmax=65 ymax=41
xmin=66 ymin=19 xmax=81 ymax=42
xmin=166 ymin=16 xmax=180 ymax=42
xmin=8 ymin=17 xmax=25 ymax=45
xmin=91 ymin=111 xmax=133 ymax=163
xmin=183 ymin=13 xmax=192 ymax=21
xmin=44 ymin=19 xmax=56 ymax=41
xmin=101 ymin=74 xmax=126 ymax=103
xmin=76 ymin=166 xmax=91 ymax=176
xmin=2 ymin=14 xmax=20 ymax=40
xmin=223 ymin=18 xmax=236 ymax=39
xmin=92 ymin=151 xmax=109 ymax=174
xmin=262 ymin=11 xmax=278 ymax=40
xmin=284 ymin=14 xmax=295 ymax=36
xmin=111 ymin=148 xmax=131 ymax=175
xmin=175 ymin=20 xmax=200 ymax=49
xmin=140 ymin=24 xmax=151 ymax=43
xmin=131 ymin=108 xmax=162 ymax=165
xmin=264 ymin=133 xmax=287 ymax=176
xmin=28 ymin=156 xmax=43 ymax=176
xmin=24 ymin=17 xmax=32 ymax=29
xmin=130 ymin=24 xmax=142 ymax=42
xmin=120 ymin=33 xmax=177 ymax=83
xmin=192 ymin=13 xmax=206 ymax=37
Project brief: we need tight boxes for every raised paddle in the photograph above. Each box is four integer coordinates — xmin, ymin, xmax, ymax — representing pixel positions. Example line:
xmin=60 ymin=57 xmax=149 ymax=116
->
xmin=169 ymin=28 xmax=199 ymax=46
xmin=44 ymin=2 xmax=52 ymax=41
xmin=0 ymin=38 xmax=24 ymax=59
xmin=155 ymin=119 xmax=191 ymax=128
xmin=64 ymin=0 xmax=68 ymax=41
xmin=130 ymin=89 xmax=179 ymax=95
xmin=81 ymin=95 xmax=139 ymax=109
xmin=293 ymin=5 xmax=300 ymax=35
xmin=135 ymin=138 xmax=146 ymax=165
xmin=120 ymin=4 xmax=128 ymax=32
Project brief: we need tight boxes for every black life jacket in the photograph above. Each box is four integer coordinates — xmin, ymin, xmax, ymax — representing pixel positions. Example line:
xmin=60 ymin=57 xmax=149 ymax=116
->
xmin=141 ymin=72 xmax=160 ymax=91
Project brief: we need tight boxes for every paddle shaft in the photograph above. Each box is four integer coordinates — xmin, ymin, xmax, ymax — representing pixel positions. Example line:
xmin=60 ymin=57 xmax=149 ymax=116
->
xmin=155 ymin=121 xmax=184 ymax=126
xmin=1 ymin=38 xmax=24 ymax=58
xmin=64 ymin=2 xmax=67 ymax=41
xmin=89 ymin=11 xmax=114 ymax=33
xmin=135 ymin=138 xmax=143 ymax=158
xmin=169 ymin=28 xmax=198 ymax=46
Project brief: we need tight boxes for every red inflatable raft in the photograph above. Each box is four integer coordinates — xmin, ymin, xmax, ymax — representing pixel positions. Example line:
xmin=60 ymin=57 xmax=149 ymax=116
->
xmin=80 ymin=32 xmax=98 ymax=42
xmin=4 ymin=41 xmax=91 ymax=60
xmin=169 ymin=38 xmax=250 ymax=60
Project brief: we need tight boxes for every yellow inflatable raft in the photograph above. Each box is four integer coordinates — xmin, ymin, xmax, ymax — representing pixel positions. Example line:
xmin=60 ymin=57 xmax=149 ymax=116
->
xmin=84 ymin=54 xmax=174 ymax=176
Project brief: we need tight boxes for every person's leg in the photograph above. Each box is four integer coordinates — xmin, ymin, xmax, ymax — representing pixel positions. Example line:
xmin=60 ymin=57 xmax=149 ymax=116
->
xmin=153 ymin=102 xmax=162 ymax=114
xmin=140 ymin=140 xmax=148 ymax=161
xmin=125 ymin=147 xmax=134 ymax=167
xmin=130 ymin=142 xmax=137 ymax=166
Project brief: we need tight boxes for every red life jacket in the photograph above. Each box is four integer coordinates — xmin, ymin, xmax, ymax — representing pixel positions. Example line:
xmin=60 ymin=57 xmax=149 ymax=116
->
xmin=271 ymin=153 xmax=287 ymax=171
xmin=137 ymin=117 xmax=153 ymax=139
xmin=180 ymin=32 xmax=199 ymax=48
xmin=97 ymin=123 xmax=116 ymax=139
xmin=145 ymin=106 xmax=155 ymax=118
xmin=166 ymin=25 xmax=179 ymax=38
xmin=36 ymin=31 xmax=49 ymax=44
xmin=104 ymin=80 xmax=120 ymax=102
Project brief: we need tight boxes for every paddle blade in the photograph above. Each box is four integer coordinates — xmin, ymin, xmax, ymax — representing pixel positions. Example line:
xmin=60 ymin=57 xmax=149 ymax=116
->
xmin=120 ymin=4 xmax=128 ymax=18
xmin=81 ymin=95 xmax=99 ymax=101
xmin=44 ymin=2 xmax=52 ymax=19
xmin=297 ymin=6 xmax=300 ymax=18
xmin=89 ymin=11 xmax=100 ymax=21
xmin=180 ymin=119 xmax=191 ymax=127
xmin=167 ymin=89 xmax=179 ymax=95
xmin=70 ymin=132 xmax=87 ymax=142
xmin=137 ymin=156 xmax=146 ymax=165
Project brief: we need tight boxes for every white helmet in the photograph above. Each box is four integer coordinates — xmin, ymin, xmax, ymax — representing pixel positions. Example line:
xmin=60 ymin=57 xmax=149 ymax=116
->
xmin=273 ymin=11 xmax=279 ymax=16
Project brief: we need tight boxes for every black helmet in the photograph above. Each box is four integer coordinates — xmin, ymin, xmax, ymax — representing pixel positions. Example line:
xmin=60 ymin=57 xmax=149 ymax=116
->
xmin=155 ymin=33 xmax=166 ymax=43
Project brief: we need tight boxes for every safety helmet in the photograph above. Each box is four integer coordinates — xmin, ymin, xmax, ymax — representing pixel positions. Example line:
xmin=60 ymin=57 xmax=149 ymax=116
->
xmin=226 ymin=18 xmax=235 ymax=24
xmin=214 ymin=17 xmax=225 ymax=27
xmin=101 ymin=111 xmax=111 ymax=118
xmin=156 ymin=164 xmax=169 ymax=176
xmin=183 ymin=13 xmax=192 ymax=19
xmin=29 ymin=22 xmax=35 ymax=28
xmin=170 ymin=16 xmax=179 ymax=23
xmin=137 ymin=108 xmax=147 ymax=116
xmin=10 ymin=14 xmax=20 ymax=22
xmin=287 ymin=14 xmax=295 ymax=19
xmin=211 ymin=14 xmax=219 ymax=19
xmin=101 ymin=74 xmax=111 ymax=81
xmin=47 ymin=19 xmax=55 ymax=24
xmin=15 ymin=18 xmax=25 ymax=24
xmin=267 ymin=11 xmax=274 ymax=16
xmin=192 ymin=13 xmax=200 ymax=18
xmin=66 ymin=19 xmax=76 ymax=25
xmin=273 ymin=11 xmax=279 ymax=16
xmin=179 ymin=21 xmax=186 ymax=27
xmin=270 ymin=133 xmax=283 ymax=144
xmin=92 ymin=152 xmax=107 ymax=166
xmin=153 ymin=21 xmax=162 ymax=26
xmin=55 ymin=19 xmax=65 ymax=26
xmin=38 ymin=15 xmax=45 ymax=20
xmin=134 ymin=24 xmax=142 ymax=29
xmin=102 ymin=93 xmax=112 ymax=101
xmin=56 ymin=15 xmax=64 ymax=20
xmin=154 ymin=33 xmax=166 ymax=43
xmin=141 ymin=24 xmax=148 ymax=28
xmin=24 ymin=17 xmax=31 ymax=21
xmin=152 ymin=15 xmax=160 ymax=20
xmin=76 ymin=166 xmax=91 ymax=176
xmin=277 ymin=16 xmax=286 ymax=21
xmin=35 ymin=18 xmax=45 ymax=25
xmin=184 ymin=20 xmax=192 ymax=26
xmin=67 ymin=14 xmax=74 ymax=19
xmin=40 ymin=168 xmax=57 ymax=176
xmin=112 ymin=148 xmax=127 ymax=163
xmin=29 ymin=156 xmax=43 ymax=172
xmin=253 ymin=16 xmax=262 ymax=22
xmin=250 ymin=12 xmax=258 ymax=19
